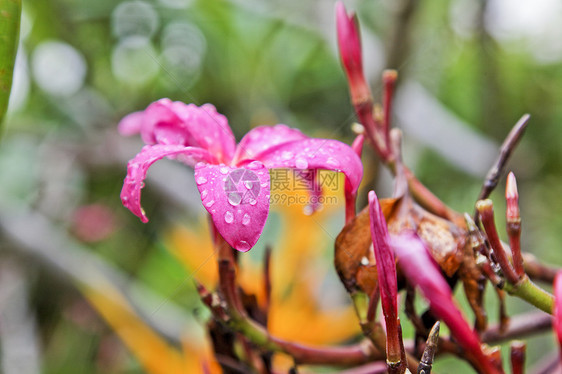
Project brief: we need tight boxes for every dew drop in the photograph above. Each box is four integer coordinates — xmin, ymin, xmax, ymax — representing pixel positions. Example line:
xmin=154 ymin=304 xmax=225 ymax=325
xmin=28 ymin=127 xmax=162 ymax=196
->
xmin=242 ymin=213 xmax=251 ymax=226
xmin=195 ymin=162 xmax=205 ymax=169
xmin=281 ymin=151 xmax=293 ymax=160
xmin=196 ymin=176 xmax=207 ymax=185
xmin=219 ymin=166 xmax=229 ymax=175
xmin=224 ymin=211 xmax=234 ymax=223
xmin=326 ymin=157 xmax=340 ymax=168
xmin=249 ymin=199 xmax=257 ymax=206
xmin=205 ymin=200 xmax=215 ymax=208
xmin=295 ymin=157 xmax=308 ymax=169
xmin=244 ymin=181 xmax=253 ymax=189
xmin=247 ymin=161 xmax=263 ymax=170
xmin=237 ymin=240 xmax=251 ymax=252
xmin=228 ymin=193 xmax=241 ymax=206
xmin=200 ymin=189 xmax=208 ymax=199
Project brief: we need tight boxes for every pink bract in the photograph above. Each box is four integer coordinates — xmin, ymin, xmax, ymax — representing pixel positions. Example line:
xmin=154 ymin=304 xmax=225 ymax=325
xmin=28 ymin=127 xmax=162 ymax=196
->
xmin=119 ymin=99 xmax=363 ymax=252
xmin=368 ymin=190 xmax=400 ymax=361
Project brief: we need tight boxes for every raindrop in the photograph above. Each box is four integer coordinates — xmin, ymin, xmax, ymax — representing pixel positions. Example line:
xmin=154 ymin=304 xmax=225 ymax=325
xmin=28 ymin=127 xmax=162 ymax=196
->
xmin=196 ymin=176 xmax=207 ymax=185
xmin=295 ymin=157 xmax=308 ymax=169
xmin=249 ymin=199 xmax=257 ymax=206
xmin=228 ymin=193 xmax=241 ymax=206
xmin=237 ymin=240 xmax=250 ymax=251
xmin=326 ymin=157 xmax=340 ymax=168
xmin=224 ymin=211 xmax=234 ymax=223
xmin=247 ymin=161 xmax=263 ymax=170
xmin=205 ymin=200 xmax=215 ymax=208
xmin=281 ymin=151 xmax=293 ymax=160
xmin=244 ymin=181 xmax=253 ymax=189
xmin=219 ymin=166 xmax=229 ymax=174
xmin=242 ymin=213 xmax=251 ymax=225
xmin=200 ymin=189 xmax=208 ymax=199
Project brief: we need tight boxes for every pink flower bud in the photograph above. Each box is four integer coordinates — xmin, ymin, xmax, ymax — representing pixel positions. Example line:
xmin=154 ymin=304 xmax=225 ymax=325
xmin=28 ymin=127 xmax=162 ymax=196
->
xmin=335 ymin=2 xmax=370 ymax=105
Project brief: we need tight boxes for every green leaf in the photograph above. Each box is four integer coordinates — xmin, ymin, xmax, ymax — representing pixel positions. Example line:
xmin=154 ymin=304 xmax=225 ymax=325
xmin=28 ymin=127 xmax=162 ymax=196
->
xmin=0 ymin=0 xmax=22 ymax=127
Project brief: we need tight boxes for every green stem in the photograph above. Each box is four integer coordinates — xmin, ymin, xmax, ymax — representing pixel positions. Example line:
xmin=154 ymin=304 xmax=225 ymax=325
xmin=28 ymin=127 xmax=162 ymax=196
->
xmin=504 ymin=276 xmax=554 ymax=314
xmin=0 ymin=0 xmax=22 ymax=126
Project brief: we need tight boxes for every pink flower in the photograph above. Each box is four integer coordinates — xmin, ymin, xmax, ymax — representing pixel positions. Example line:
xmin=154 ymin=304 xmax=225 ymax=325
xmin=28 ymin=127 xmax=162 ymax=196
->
xmin=368 ymin=191 xmax=401 ymax=364
xmin=391 ymin=232 xmax=502 ymax=374
xmin=119 ymin=99 xmax=363 ymax=252
xmin=554 ymin=271 xmax=562 ymax=358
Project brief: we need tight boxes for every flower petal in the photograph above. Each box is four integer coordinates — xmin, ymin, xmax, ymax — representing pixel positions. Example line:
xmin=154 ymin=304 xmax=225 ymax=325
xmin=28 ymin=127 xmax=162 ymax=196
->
xmin=392 ymin=232 xmax=500 ymax=374
xmin=121 ymin=144 xmax=216 ymax=223
xmin=171 ymin=101 xmax=236 ymax=163
xmin=233 ymin=124 xmax=308 ymax=164
xmin=194 ymin=162 xmax=270 ymax=252
xmin=118 ymin=110 xmax=145 ymax=136
xmin=250 ymin=138 xmax=363 ymax=195
xmin=118 ymin=99 xmax=236 ymax=164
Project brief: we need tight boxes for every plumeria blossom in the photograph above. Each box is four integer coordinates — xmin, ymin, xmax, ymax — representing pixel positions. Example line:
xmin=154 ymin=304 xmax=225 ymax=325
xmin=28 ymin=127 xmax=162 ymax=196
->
xmin=119 ymin=99 xmax=363 ymax=252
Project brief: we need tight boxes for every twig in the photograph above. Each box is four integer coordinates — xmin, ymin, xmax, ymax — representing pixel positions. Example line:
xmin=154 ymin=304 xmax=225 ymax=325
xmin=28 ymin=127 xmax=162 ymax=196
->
xmin=523 ymin=253 xmax=560 ymax=284
xmin=481 ymin=311 xmax=552 ymax=344
xmin=417 ymin=322 xmax=440 ymax=374
xmin=477 ymin=199 xmax=520 ymax=284
xmin=510 ymin=341 xmax=526 ymax=374
xmin=475 ymin=114 xmax=530 ymax=212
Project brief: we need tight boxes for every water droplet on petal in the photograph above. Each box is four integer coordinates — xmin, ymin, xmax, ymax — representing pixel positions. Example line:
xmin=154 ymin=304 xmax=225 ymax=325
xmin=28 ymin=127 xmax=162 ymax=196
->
xmin=237 ymin=240 xmax=251 ymax=251
xmin=249 ymin=199 xmax=257 ymax=206
xmin=196 ymin=176 xmax=207 ymax=185
xmin=200 ymin=189 xmax=208 ymax=199
xmin=224 ymin=211 xmax=234 ymax=223
xmin=228 ymin=193 xmax=241 ymax=206
xmin=247 ymin=161 xmax=263 ymax=170
xmin=195 ymin=162 xmax=205 ymax=169
xmin=295 ymin=157 xmax=308 ymax=169
xmin=244 ymin=181 xmax=253 ymax=189
xmin=242 ymin=213 xmax=251 ymax=225
xmin=219 ymin=166 xmax=229 ymax=174
xmin=205 ymin=200 xmax=215 ymax=208
xmin=326 ymin=157 xmax=340 ymax=168
xmin=281 ymin=151 xmax=293 ymax=160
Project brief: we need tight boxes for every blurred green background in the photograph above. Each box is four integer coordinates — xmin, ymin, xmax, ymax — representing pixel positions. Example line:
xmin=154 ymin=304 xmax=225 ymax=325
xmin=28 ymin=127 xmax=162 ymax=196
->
xmin=1 ymin=0 xmax=562 ymax=372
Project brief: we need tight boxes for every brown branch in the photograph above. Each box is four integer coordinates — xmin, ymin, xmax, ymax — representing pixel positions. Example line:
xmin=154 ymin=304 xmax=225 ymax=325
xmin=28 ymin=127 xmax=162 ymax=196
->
xmin=523 ymin=252 xmax=560 ymax=284
xmin=475 ymin=114 xmax=530 ymax=214
xmin=481 ymin=311 xmax=552 ymax=344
